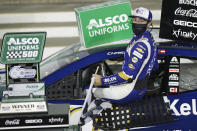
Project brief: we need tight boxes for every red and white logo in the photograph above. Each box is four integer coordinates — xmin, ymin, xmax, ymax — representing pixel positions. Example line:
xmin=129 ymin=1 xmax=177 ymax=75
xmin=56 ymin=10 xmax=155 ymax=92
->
xmin=158 ymin=49 xmax=165 ymax=54
xmin=169 ymin=87 xmax=178 ymax=93
xmin=169 ymin=68 xmax=179 ymax=73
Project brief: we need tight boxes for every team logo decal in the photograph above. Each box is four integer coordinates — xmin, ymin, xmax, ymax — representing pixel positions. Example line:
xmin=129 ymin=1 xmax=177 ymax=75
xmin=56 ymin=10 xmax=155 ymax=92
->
xmin=132 ymin=57 xmax=138 ymax=63
xmin=128 ymin=64 xmax=135 ymax=70
xmin=133 ymin=50 xmax=143 ymax=59
xmin=136 ymin=48 xmax=144 ymax=53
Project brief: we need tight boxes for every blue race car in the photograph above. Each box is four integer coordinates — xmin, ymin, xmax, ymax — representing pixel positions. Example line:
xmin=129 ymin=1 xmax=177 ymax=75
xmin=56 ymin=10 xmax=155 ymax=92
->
xmin=6 ymin=27 xmax=196 ymax=130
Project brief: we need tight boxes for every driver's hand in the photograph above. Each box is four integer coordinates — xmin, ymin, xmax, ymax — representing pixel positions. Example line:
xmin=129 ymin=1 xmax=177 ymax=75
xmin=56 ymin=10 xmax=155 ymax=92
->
xmin=92 ymin=74 xmax=102 ymax=86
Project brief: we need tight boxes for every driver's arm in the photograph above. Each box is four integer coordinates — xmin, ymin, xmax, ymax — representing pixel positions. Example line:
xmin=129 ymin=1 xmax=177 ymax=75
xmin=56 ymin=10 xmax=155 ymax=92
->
xmin=93 ymin=42 xmax=148 ymax=86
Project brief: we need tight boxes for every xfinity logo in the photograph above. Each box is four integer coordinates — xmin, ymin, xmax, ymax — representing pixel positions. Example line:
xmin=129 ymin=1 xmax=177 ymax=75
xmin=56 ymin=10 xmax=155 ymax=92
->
xmin=170 ymin=99 xmax=197 ymax=116
xmin=172 ymin=29 xmax=197 ymax=40
xmin=5 ymin=119 xmax=20 ymax=125
xmin=25 ymin=119 xmax=42 ymax=124
xmin=49 ymin=117 xmax=64 ymax=124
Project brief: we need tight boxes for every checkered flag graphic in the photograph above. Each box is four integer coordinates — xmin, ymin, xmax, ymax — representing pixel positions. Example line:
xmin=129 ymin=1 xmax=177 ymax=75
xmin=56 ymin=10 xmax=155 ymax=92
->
xmin=6 ymin=51 xmax=22 ymax=59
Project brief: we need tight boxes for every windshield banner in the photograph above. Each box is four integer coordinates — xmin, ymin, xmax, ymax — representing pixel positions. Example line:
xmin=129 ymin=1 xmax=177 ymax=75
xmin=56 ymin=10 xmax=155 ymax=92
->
xmin=0 ymin=32 xmax=46 ymax=64
xmin=75 ymin=0 xmax=133 ymax=48
xmin=160 ymin=0 xmax=197 ymax=43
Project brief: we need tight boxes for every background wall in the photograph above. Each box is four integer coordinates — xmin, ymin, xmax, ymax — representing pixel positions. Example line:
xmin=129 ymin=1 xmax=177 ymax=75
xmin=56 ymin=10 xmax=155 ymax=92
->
xmin=0 ymin=0 xmax=162 ymax=64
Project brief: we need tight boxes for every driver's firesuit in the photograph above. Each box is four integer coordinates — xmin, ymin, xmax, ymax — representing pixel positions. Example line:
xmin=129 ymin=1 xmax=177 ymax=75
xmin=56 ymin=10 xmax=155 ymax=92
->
xmin=80 ymin=7 xmax=159 ymax=125
xmin=92 ymin=30 xmax=158 ymax=104
xmin=90 ymin=7 xmax=159 ymax=104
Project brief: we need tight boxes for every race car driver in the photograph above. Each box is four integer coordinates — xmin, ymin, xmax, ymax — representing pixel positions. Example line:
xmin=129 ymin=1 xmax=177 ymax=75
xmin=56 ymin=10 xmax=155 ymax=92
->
xmin=92 ymin=7 xmax=159 ymax=104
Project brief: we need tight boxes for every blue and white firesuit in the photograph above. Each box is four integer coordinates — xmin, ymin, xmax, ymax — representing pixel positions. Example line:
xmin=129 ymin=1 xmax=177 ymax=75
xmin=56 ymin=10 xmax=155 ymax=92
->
xmin=92 ymin=30 xmax=158 ymax=104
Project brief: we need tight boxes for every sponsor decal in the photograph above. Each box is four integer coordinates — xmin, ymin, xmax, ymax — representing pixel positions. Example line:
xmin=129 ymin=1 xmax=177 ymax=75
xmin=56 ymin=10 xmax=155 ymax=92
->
xmin=107 ymin=51 xmax=124 ymax=55
xmin=0 ymin=102 xmax=47 ymax=114
xmin=103 ymin=77 xmax=117 ymax=83
xmin=172 ymin=29 xmax=197 ymax=40
xmin=1 ymin=32 xmax=46 ymax=64
xmin=179 ymin=0 xmax=197 ymax=6
xmin=169 ymin=74 xmax=179 ymax=81
xmin=2 ymin=106 xmax=10 ymax=111
xmin=5 ymin=119 xmax=20 ymax=126
xmin=136 ymin=47 xmax=144 ymax=53
xmin=169 ymin=87 xmax=178 ymax=93
xmin=168 ymin=81 xmax=179 ymax=86
xmin=75 ymin=1 xmax=132 ymax=48
xmin=174 ymin=19 xmax=197 ymax=28
xmin=128 ymin=64 xmax=135 ymax=70
xmin=7 ymin=37 xmax=40 ymax=46
xmin=169 ymin=68 xmax=180 ymax=73
xmin=132 ymin=57 xmax=138 ymax=63
xmin=49 ymin=117 xmax=64 ymax=124
xmin=0 ymin=115 xmax=68 ymax=129
xmin=158 ymin=49 xmax=166 ymax=54
xmin=138 ymin=44 xmax=146 ymax=51
xmin=133 ymin=50 xmax=143 ymax=59
xmin=26 ymin=85 xmax=39 ymax=88
xmin=136 ymin=8 xmax=145 ymax=14
xmin=37 ymin=104 xmax=45 ymax=110
xmin=175 ymin=7 xmax=197 ymax=18
xmin=170 ymin=99 xmax=197 ymax=116
xmin=25 ymin=119 xmax=43 ymax=124
xmin=170 ymin=57 xmax=179 ymax=64
xmin=160 ymin=0 xmax=197 ymax=43
xmin=169 ymin=65 xmax=180 ymax=68
xmin=87 ymin=14 xmax=129 ymax=37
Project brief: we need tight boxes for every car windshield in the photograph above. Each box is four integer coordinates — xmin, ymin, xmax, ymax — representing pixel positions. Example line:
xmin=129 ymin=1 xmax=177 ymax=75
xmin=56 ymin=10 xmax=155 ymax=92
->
xmin=40 ymin=43 xmax=87 ymax=79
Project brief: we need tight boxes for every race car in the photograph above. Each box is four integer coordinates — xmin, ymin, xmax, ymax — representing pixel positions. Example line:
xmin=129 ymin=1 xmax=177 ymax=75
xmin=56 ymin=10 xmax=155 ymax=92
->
xmin=39 ymin=27 xmax=197 ymax=130
xmin=0 ymin=27 xmax=196 ymax=130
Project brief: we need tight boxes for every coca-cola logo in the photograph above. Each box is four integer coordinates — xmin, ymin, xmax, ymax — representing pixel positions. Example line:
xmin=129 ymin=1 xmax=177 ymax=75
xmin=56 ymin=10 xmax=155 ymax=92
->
xmin=5 ymin=119 xmax=20 ymax=125
xmin=175 ymin=7 xmax=197 ymax=18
